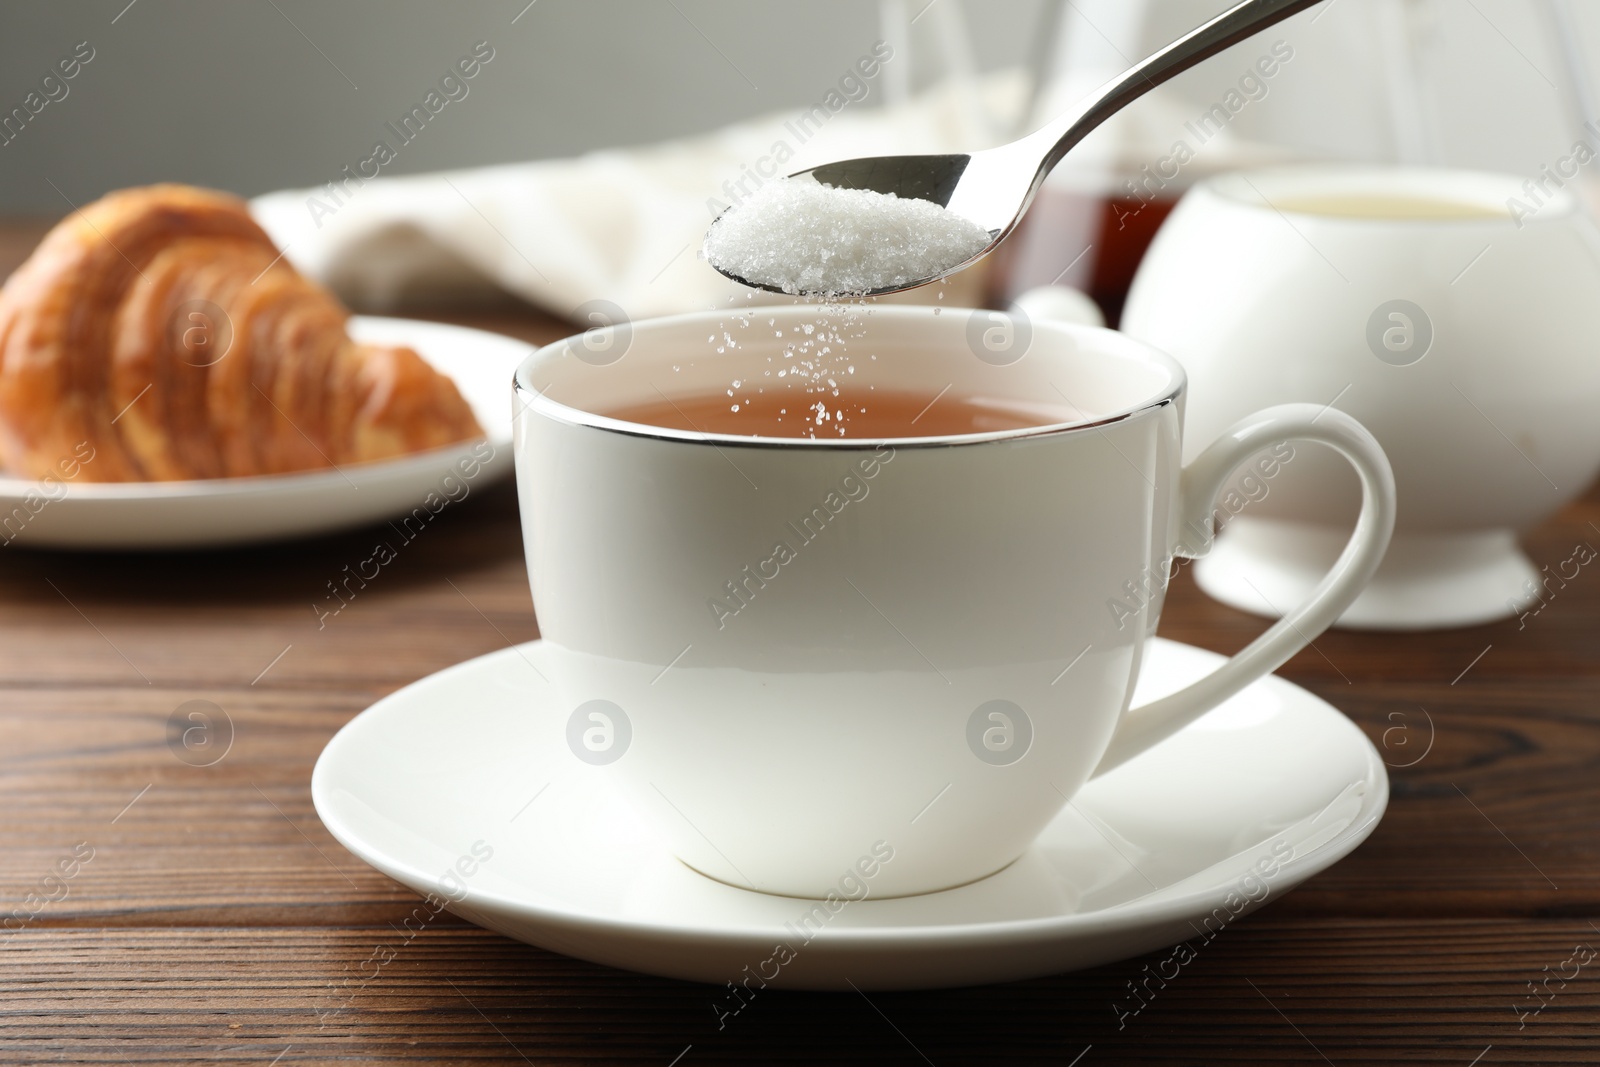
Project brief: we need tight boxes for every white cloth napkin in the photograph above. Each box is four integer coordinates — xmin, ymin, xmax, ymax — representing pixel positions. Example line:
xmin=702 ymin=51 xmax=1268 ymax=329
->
xmin=250 ymin=74 xmax=1027 ymax=322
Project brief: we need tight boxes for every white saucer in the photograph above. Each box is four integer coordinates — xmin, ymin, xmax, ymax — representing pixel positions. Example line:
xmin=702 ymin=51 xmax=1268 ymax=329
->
xmin=312 ymin=637 xmax=1387 ymax=991
xmin=0 ymin=317 xmax=525 ymax=550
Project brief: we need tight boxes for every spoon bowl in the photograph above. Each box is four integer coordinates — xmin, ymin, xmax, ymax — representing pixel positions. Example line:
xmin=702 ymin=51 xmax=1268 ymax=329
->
xmin=707 ymin=153 xmax=1001 ymax=298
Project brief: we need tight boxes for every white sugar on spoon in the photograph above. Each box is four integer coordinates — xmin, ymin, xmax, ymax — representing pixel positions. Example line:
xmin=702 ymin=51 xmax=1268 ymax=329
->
xmin=703 ymin=178 xmax=991 ymax=298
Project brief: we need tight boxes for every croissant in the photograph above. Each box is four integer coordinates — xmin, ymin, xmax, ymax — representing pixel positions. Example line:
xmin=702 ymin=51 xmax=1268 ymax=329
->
xmin=0 ymin=183 xmax=483 ymax=482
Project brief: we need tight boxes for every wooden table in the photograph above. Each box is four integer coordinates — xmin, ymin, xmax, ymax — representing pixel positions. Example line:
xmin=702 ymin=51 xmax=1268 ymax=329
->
xmin=2 ymin=219 xmax=1598 ymax=1065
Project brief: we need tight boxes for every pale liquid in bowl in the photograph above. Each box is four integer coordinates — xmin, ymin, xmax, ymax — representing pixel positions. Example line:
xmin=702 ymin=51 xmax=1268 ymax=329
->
xmin=1269 ymin=193 xmax=1509 ymax=220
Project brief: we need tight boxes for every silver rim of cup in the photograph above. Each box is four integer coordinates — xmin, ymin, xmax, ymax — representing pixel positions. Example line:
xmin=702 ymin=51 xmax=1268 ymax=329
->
xmin=513 ymin=305 xmax=1186 ymax=451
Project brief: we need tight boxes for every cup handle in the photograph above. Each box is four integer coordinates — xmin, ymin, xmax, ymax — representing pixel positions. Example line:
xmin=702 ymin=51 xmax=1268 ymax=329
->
xmin=1092 ymin=403 xmax=1397 ymax=777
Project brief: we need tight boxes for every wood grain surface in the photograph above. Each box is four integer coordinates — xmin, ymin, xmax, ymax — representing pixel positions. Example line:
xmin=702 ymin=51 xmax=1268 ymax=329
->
xmin=3 ymin=221 xmax=1600 ymax=1065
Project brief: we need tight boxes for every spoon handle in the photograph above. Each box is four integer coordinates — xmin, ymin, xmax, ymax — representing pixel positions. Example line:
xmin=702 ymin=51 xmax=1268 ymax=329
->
xmin=1028 ymin=0 xmax=1325 ymax=177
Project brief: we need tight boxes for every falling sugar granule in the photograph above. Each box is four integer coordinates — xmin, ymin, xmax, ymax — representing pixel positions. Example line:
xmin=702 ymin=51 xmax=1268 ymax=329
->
xmin=703 ymin=302 xmax=875 ymax=437
xmin=704 ymin=177 xmax=992 ymax=296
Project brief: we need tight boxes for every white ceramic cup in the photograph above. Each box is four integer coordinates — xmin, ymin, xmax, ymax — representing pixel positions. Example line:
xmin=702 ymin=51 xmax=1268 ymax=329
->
xmin=1123 ymin=165 xmax=1600 ymax=629
xmin=513 ymin=305 xmax=1395 ymax=898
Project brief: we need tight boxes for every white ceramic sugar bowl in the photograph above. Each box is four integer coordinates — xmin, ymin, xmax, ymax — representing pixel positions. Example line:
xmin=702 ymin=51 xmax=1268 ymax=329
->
xmin=1121 ymin=165 xmax=1600 ymax=629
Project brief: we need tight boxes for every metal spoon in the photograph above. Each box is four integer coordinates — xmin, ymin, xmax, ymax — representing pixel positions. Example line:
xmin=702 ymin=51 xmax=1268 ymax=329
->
xmin=708 ymin=0 xmax=1324 ymax=297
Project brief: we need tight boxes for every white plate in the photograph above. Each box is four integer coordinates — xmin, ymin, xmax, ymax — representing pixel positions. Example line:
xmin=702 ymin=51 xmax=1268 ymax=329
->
xmin=0 ymin=316 xmax=526 ymax=549
xmin=312 ymin=637 xmax=1388 ymax=991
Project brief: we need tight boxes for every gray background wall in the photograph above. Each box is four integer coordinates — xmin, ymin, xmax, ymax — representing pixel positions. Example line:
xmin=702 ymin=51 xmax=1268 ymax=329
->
xmin=0 ymin=1 xmax=1043 ymax=214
